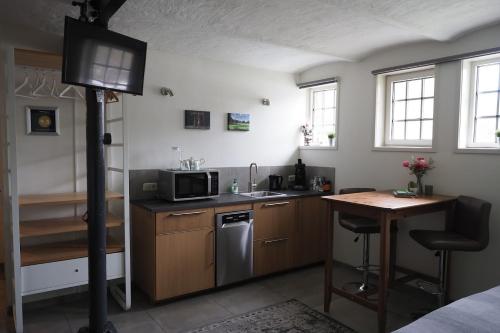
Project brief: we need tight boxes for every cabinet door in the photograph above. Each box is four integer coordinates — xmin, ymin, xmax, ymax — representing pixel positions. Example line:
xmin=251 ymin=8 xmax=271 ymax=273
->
xmin=155 ymin=228 xmax=215 ymax=300
xmin=253 ymin=200 xmax=297 ymax=240
xmin=294 ymin=197 xmax=327 ymax=266
xmin=253 ymin=237 xmax=292 ymax=276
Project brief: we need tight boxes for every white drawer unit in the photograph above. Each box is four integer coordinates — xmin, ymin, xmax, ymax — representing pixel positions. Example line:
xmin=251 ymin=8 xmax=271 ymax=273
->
xmin=21 ymin=252 xmax=125 ymax=296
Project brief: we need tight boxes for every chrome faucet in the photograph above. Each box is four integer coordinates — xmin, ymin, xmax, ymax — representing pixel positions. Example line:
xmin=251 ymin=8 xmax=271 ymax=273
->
xmin=248 ymin=163 xmax=258 ymax=192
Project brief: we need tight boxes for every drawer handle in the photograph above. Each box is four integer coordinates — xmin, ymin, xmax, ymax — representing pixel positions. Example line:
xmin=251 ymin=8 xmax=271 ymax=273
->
xmin=170 ymin=210 xmax=207 ymax=217
xmin=263 ymin=202 xmax=290 ymax=207
xmin=263 ymin=237 xmax=288 ymax=245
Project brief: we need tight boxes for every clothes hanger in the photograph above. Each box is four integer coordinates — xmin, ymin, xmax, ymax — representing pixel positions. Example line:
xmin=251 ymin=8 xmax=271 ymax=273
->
xmin=50 ymin=77 xmax=60 ymax=99
xmin=32 ymin=71 xmax=51 ymax=97
xmin=59 ymin=84 xmax=85 ymax=100
xmin=15 ymin=69 xmax=37 ymax=99
xmin=105 ymin=90 xmax=119 ymax=103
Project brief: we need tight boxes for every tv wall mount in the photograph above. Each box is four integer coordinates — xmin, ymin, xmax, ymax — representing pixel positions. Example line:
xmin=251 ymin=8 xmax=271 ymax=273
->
xmin=71 ymin=1 xmax=126 ymax=333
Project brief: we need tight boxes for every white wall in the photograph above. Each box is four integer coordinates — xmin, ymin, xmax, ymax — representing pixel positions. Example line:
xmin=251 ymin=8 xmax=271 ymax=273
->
xmin=297 ymin=24 xmax=500 ymax=299
xmin=125 ymin=50 xmax=305 ymax=170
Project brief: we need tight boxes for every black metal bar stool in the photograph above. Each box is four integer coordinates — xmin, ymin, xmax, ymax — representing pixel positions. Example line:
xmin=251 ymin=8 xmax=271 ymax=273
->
xmin=410 ymin=195 xmax=491 ymax=307
xmin=338 ymin=188 xmax=379 ymax=294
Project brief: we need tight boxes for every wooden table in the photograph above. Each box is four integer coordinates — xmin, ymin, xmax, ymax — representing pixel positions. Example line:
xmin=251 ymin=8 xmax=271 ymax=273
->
xmin=322 ymin=191 xmax=456 ymax=333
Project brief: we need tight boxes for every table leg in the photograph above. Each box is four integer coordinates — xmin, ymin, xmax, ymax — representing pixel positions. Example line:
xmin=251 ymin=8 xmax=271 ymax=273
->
xmin=324 ymin=201 xmax=334 ymax=313
xmin=378 ymin=212 xmax=391 ymax=333
xmin=444 ymin=203 xmax=455 ymax=304
xmin=389 ymin=220 xmax=398 ymax=285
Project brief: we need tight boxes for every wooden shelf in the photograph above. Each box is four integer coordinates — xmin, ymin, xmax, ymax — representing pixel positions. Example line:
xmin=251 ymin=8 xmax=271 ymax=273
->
xmin=20 ymin=214 xmax=123 ymax=238
xmin=21 ymin=239 xmax=124 ymax=266
xmin=15 ymin=48 xmax=62 ymax=70
xmin=19 ymin=191 xmax=124 ymax=207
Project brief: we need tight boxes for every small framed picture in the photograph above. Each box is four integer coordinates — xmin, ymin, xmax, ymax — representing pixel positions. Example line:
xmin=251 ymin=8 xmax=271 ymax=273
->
xmin=228 ymin=113 xmax=250 ymax=131
xmin=26 ymin=106 xmax=60 ymax=135
xmin=184 ymin=110 xmax=210 ymax=130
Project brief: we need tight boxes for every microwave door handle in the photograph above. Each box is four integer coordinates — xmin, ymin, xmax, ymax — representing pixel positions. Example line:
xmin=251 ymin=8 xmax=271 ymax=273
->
xmin=207 ymin=171 xmax=212 ymax=195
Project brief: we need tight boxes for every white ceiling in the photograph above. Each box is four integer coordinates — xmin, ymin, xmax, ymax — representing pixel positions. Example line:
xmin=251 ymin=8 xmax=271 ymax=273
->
xmin=3 ymin=0 xmax=500 ymax=72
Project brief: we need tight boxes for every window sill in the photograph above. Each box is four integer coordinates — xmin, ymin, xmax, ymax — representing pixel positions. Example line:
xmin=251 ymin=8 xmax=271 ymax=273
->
xmin=372 ymin=146 xmax=435 ymax=153
xmin=299 ymin=145 xmax=337 ymax=151
xmin=455 ymin=147 xmax=500 ymax=155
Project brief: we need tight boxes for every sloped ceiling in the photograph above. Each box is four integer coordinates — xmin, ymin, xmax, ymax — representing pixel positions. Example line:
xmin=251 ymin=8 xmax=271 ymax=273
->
xmin=3 ymin=0 xmax=500 ymax=72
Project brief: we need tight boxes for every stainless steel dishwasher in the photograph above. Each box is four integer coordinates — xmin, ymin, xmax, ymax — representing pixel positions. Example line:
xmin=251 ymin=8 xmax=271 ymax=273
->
xmin=216 ymin=210 xmax=254 ymax=287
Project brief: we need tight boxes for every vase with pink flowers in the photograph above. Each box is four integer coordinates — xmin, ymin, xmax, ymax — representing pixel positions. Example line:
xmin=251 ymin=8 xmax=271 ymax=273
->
xmin=402 ymin=156 xmax=434 ymax=195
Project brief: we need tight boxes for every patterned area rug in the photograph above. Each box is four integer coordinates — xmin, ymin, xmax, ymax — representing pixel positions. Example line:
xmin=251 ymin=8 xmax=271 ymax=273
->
xmin=187 ymin=299 xmax=356 ymax=333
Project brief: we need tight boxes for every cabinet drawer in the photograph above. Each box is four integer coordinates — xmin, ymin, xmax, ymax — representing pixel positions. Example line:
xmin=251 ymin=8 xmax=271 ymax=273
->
xmin=156 ymin=208 xmax=214 ymax=234
xmin=21 ymin=252 xmax=124 ymax=296
xmin=253 ymin=237 xmax=292 ymax=277
xmin=214 ymin=204 xmax=252 ymax=214
xmin=253 ymin=200 xmax=297 ymax=240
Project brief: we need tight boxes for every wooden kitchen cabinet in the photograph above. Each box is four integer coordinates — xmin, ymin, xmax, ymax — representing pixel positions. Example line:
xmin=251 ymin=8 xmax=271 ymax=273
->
xmin=253 ymin=200 xmax=297 ymax=240
xmin=156 ymin=228 xmax=214 ymax=300
xmin=131 ymin=195 xmax=328 ymax=300
xmin=253 ymin=199 xmax=297 ymax=276
xmin=131 ymin=206 xmax=215 ymax=302
xmin=294 ymin=197 xmax=327 ymax=266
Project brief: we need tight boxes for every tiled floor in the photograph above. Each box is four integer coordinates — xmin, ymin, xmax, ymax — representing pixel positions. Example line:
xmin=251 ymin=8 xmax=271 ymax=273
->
xmin=0 ymin=264 xmax=436 ymax=333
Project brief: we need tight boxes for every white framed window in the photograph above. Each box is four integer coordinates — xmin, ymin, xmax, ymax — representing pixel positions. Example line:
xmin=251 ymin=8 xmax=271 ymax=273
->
xmin=385 ymin=69 xmax=435 ymax=146
xmin=374 ymin=66 xmax=436 ymax=151
xmin=458 ymin=55 xmax=500 ymax=150
xmin=308 ymin=84 xmax=338 ymax=147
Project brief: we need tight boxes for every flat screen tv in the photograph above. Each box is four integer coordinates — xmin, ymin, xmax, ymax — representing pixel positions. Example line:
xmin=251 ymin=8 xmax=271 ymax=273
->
xmin=62 ymin=16 xmax=147 ymax=95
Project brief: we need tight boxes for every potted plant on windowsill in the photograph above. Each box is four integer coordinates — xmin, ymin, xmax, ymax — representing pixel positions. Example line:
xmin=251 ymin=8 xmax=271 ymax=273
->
xmin=496 ymin=129 xmax=500 ymax=145
xmin=328 ymin=133 xmax=335 ymax=146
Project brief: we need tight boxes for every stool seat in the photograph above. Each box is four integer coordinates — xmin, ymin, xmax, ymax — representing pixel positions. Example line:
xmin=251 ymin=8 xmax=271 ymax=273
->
xmin=409 ymin=195 xmax=491 ymax=308
xmin=410 ymin=230 xmax=484 ymax=252
xmin=339 ymin=217 xmax=379 ymax=234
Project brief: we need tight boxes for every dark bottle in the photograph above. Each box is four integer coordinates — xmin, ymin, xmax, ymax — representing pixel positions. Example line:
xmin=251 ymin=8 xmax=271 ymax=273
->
xmin=294 ymin=159 xmax=307 ymax=190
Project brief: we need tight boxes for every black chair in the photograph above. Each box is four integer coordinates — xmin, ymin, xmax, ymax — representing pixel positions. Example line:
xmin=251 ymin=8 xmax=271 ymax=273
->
xmin=338 ymin=188 xmax=379 ymax=293
xmin=410 ymin=195 xmax=491 ymax=307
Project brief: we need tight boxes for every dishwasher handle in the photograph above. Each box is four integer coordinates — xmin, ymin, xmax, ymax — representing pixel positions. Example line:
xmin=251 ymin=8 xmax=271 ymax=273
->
xmin=221 ymin=220 xmax=254 ymax=228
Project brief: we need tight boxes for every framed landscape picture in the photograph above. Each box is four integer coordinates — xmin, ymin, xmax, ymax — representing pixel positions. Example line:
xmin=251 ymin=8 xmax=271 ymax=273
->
xmin=26 ymin=106 xmax=60 ymax=135
xmin=184 ymin=110 xmax=210 ymax=130
xmin=228 ymin=113 xmax=250 ymax=131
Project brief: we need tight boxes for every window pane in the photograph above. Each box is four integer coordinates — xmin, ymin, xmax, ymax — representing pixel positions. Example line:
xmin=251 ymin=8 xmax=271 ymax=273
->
xmin=394 ymin=82 xmax=406 ymax=100
xmin=323 ymin=108 xmax=335 ymax=125
xmin=393 ymin=101 xmax=406 ymax=120
xmin=406 ymin=100 xmax=421 ymax=119
xmin=406 ymin=121 xmax=421 ymax=140
xmin=422 ymin=99 xmax=434 ymax=118
xmin=313 ymin=109 xmax=322 ymax=127
xmin=323 ymin=90 xmax=335 ymax=108
xmin=477 ymin=64 xmax=500 ymax=92
xmin=392 ymin=121 xmax=405 ymax=140
xmin=407 ymin=79 xmax=422 ymax=99
xmin=313 ymin=92 xmax=323 ymax=110
xmin=475 ymin=118 xmax=497 ymax=143
xmin=423 ymin=78 xmax=434 ymax=97
xmin=476 ymin=92 xmax=498 ymax=117
xmin=421 ymin=120 xmax=433 ymax=140
xmin=311 ymin=87 xmax=337 ymax=145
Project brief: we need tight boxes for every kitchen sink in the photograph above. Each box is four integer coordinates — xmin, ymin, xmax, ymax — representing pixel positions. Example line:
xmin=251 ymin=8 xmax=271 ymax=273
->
xmin=239 ymin=191 xmax=287 ymax=198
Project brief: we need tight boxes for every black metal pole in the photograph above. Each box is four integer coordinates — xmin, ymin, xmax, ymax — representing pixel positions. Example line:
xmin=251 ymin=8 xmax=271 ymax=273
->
xmin=79 ymin=89 xmax=117 ymax=333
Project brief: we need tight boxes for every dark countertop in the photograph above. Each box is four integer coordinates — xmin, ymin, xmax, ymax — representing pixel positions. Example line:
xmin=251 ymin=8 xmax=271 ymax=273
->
xmin=132 ymin=190 xmax=334 ymax=213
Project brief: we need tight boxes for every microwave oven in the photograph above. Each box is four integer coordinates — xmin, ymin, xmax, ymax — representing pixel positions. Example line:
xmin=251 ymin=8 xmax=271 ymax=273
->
xmin=158 ymin=169 xmax=219 ymax=201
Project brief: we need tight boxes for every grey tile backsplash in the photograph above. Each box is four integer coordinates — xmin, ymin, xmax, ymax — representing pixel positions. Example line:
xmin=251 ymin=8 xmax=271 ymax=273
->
xmin=129 ymin=165 xmax=335 ymax=200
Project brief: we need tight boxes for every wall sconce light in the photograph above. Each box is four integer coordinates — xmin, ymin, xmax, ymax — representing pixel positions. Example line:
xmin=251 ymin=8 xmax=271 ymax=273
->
xmin=160 ymin=87 xmax=174 ymax=96
xmin=262 ymin=98 xmax=270 ymax=106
